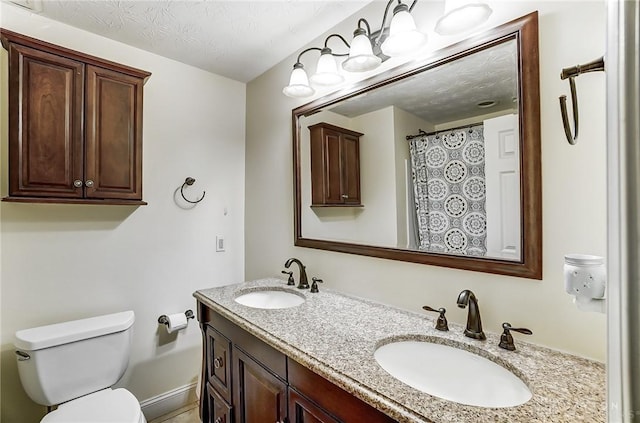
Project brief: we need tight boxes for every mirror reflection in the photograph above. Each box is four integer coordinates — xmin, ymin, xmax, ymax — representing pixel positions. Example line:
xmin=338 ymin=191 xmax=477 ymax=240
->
xmin=300 ymin=38 xmax=522 ymax=261
xmin=294 ymin=12 xmax=541 ymax=279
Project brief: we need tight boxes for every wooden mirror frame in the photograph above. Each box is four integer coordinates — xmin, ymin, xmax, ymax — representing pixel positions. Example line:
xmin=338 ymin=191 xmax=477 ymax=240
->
xmin=292 ymin=12 xmax=541 ymax=279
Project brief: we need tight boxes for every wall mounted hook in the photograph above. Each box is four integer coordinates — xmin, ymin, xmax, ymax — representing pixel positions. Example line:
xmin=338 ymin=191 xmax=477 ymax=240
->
xmin=559 ymin=56 xmax=605 ymax=145
xmin=180 ymin=177 xmax=205 ymax=204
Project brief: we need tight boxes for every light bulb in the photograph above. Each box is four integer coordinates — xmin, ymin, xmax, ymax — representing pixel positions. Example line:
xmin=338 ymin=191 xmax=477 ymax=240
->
xmin=283 ymin=63 xmax=315 ymax=98
xmin=381 ymin=3 xmax=427 ymax=57
xmin=435 ymin=1 xmax=493 ymax=35
xmin=310 ymin=48 xmax=344 ymax=86
xmin=342 ymin=28 xmax=382 ymax=72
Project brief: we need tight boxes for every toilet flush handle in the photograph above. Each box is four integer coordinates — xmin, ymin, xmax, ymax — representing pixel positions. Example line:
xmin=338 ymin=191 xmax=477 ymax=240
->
xmin=15 ymin=350 xmax=30 ymax=361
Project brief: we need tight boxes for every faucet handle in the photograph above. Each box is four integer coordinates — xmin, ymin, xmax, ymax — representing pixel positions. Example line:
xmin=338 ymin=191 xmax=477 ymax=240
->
xmin=422 ymin=306 xmax=449 ymax=331
xmin=499 ymin=322 xmax=533 ymax=351
xmin=281 ymin=270 xmax=295 ymax=286
xmin=310 ymin=277 xmax=323 ymax=293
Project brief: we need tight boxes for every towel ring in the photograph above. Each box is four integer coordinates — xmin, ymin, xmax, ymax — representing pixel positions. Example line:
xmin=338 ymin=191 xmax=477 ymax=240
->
xmin=180 ymin=177 xmax=205 ymax=204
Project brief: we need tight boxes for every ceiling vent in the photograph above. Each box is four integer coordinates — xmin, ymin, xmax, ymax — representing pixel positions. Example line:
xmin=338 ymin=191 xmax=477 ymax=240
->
xmin=2 ymin=0 xmax=42 ymax=13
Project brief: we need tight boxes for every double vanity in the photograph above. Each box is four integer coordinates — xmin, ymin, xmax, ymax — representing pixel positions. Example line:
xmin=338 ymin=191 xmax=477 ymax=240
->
xmin=195 ymin=278 xmax=605 ymax=423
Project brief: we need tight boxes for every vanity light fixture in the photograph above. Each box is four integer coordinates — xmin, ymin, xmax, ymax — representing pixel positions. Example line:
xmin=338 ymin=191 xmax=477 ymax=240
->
xmin=284 ymin=0 xmax=425 ymax=98
xmin=434 ymin=0 xmax=493 ymax=35
xmin=283 ymin=0 xmax=492 ymax=98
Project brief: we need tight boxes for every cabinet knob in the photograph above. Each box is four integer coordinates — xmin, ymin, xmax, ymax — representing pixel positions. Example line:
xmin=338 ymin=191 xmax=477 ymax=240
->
xmin=213 ymin=356 xmax=224 ymax=369
xmin=341 ymin=194 xmax=349 ymax=199
xmin=85 ymin=180 xmax=94 ymax=188
xmin=73 ymin=180 xmax=83 ymax=188
xmin=215 ymin=418 xmax=223 ymax=423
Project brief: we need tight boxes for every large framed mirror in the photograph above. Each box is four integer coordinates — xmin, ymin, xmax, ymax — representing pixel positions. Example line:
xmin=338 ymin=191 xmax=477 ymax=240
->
xmin=293 ymin=12 xmax=541 ymax=279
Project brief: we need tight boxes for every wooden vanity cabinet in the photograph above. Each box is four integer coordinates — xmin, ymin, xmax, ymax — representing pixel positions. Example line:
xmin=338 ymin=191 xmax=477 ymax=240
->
xmin=309 ymin=123 xmax=363 ymax=207
xmin=1 ymin=29 xmax=150 ymax=205
xmin=198 ymin=302 xmax=396 ymax=423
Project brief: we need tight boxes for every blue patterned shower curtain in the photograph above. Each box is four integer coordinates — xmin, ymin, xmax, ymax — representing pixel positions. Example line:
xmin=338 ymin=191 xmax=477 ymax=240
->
xmin=408 ymin=125 xmax=487 ymax=256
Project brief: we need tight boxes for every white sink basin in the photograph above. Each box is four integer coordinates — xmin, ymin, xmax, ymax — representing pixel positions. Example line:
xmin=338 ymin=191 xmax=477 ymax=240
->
xmin=234 ymin=289 xmax=305 ymax=309
xmin=374 ymin=340 xmax=531 ymax=408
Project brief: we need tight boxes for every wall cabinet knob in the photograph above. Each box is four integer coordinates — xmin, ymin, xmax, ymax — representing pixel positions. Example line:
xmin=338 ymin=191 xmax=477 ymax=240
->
xmin=341 ymin=194 xmax=349 ymax=199
xmin=85 ymin=180 xmax=94 ymax=187
xmin=213 ymin=357 xmax=224 ymax=369
xmin=215 ymin=418 xmax=223 ymax=423
xmin=73 ymin=180 xmax=83 ymax=188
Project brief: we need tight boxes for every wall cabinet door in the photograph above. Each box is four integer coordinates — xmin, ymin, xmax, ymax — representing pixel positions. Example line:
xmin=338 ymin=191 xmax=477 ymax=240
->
xmin=7 ymin=43 xmax=85 ymax=198
xmin=233 ymin=346 xmax=287 ymax=423
xmin=288 ymin=388 xmax=341 ymax=423
xmin=85 ymin=65 xmax=143 ymax=200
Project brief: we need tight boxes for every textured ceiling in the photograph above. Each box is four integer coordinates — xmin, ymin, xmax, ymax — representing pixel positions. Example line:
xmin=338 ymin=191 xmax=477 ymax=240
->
xmin=329 ymin=39 xmax=518 ymax=126
xmin=22 ymin=0 xmax=373 ymax=83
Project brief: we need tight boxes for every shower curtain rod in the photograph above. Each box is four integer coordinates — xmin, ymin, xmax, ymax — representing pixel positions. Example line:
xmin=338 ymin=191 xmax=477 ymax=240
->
xmin=405 ymin=121 xmax=484 ymax=141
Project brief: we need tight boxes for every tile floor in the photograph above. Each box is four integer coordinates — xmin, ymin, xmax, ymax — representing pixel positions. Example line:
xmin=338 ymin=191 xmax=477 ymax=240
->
xmin=148 ymin=402 xmax=200 ymax=423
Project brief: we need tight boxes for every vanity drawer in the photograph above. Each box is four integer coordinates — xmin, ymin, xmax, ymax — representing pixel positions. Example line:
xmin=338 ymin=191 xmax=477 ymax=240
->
xmin=206 ymin=325 xmax=232 ymax=403
xmin=206 ymin=382 xmax=232 ymax=423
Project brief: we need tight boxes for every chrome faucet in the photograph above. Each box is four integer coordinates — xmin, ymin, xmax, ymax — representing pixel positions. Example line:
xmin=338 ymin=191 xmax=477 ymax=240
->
xmin=284 ymin=258 xmax=309 ymax=289
xmin=457 ymin=290 xmax=486 ymax=340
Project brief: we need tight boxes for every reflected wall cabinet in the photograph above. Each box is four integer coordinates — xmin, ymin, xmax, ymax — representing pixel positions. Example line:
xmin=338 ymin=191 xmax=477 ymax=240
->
xmin=0 ymin=29 xmax=151 ymax=205
xmin=309 ymin=122 xmax=363 ymax=207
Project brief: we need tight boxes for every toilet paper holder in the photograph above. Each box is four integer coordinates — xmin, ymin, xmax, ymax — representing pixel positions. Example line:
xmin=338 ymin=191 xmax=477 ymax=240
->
xmin=158 ymin=310 xmax=195 ymax=326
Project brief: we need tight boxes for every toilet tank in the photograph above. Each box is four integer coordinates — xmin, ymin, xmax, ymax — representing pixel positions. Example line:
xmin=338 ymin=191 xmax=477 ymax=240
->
xmin=14 ymin=311 xmax=135 ymax=406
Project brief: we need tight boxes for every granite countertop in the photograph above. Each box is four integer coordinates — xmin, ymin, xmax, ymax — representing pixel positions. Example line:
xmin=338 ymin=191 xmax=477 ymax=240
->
xmin=194 ymin=278 xmax=605 ymax=423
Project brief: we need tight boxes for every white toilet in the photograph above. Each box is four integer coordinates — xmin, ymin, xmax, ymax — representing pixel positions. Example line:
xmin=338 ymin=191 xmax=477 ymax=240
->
xmin=14 ymin=311 xmax=146 ymax=423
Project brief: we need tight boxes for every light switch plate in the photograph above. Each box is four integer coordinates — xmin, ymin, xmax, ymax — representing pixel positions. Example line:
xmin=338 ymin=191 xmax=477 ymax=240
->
xmin=216 ymin=236 xmax=225 ymax=252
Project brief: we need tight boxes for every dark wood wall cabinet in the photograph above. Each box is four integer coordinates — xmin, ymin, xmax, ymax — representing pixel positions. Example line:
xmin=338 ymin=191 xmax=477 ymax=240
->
xmin=309 ymin=122 xmax=363 ymax=207
xmin=0 ymin=29 xmax=151 ymax=205
xmin=198 ymin=301 xmax=396 ymax=423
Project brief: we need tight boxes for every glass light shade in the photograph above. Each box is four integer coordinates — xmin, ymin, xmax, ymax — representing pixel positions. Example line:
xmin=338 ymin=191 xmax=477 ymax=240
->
xmin=310 ymin=49 xmax=344 ymax=86
xmin=282 ymin=64 xmax=315 ymax=98
xmin=342 ymin=31 xmax=382 ymax=72
xmin=380 ymin=7 xmax=427 ymax=57
xmin=434 ymin=1 xmax=493 ymax=35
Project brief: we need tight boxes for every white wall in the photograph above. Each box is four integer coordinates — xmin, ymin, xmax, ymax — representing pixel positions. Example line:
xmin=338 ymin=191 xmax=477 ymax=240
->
xmin=0 ymin=6 xmax=245 ymax=423
xmin=246 ymin=1 xmax=607 ymax=361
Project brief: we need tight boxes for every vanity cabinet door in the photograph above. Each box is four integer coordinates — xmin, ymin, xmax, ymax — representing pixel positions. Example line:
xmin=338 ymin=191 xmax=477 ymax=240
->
xmin=206 ymin=326 xmax=232 ymax=403
xmin=233 ymin=346 xmax=287 ymax=423
xmin=288 ymin=359 xmax=396 ymax=423
xmin=288 ymin=388 xmax=341 ymax=423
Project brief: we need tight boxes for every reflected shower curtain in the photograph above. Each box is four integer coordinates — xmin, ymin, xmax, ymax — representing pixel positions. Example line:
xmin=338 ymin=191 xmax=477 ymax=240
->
xmin=408 ymin=124 xmax=487 ymax=256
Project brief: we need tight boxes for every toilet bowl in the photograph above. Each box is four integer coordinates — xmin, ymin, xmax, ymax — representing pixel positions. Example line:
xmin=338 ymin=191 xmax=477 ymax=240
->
xmin=41 ymin=388 xmax=145 ymax=423
xmin=14 ymin=311 xmax=146 ymax=423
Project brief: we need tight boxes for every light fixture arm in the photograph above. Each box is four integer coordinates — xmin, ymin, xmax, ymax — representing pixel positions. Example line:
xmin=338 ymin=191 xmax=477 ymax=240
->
xmin=372 ymin=0 xmax=398 ymax=46
xmin=295 ymin=47 xmax=322 ymax=64
xmin=357 ymin=18 xmax=373 ymax=36
xmin=323 ymin=33 xmax=351 ymax=56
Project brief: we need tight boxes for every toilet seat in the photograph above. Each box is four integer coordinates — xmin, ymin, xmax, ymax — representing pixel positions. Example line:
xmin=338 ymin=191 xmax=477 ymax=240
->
xmin=41 ymin=388 xmax=146 ymax=423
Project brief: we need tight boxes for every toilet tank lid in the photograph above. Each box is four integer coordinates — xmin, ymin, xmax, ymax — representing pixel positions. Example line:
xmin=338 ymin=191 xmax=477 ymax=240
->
xmin=15 ymin=311 xmax=135 ymax=351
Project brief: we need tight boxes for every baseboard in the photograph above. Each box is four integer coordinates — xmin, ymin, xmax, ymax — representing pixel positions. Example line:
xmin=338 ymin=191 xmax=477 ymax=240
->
xmin=140 ymin=382 xmax=198 ymax=421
